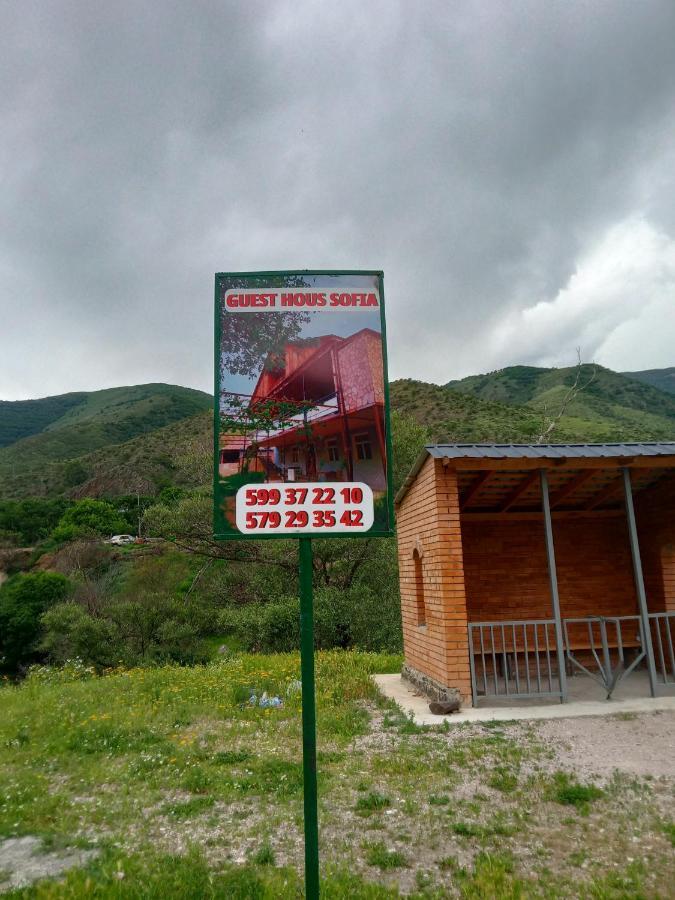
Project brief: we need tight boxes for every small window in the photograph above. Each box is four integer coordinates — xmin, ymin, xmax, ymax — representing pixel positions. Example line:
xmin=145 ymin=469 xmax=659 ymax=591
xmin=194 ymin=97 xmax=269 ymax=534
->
xmin=326 ymin=439 xmax=340 ymax=462
xmin=413 ymin=549 xmax=426 ymax=627
xmin=354 ymin=433 xmax=373 ymax=461
xmin=291 ymin=446 xmax=300 ymax=463
xmin=220 ymin=449 xmax=239 ymax=464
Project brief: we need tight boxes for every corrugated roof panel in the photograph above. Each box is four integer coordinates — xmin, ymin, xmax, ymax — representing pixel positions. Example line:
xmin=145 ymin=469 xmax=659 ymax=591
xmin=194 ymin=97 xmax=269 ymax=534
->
xmin=396 ymin=442 xmax=675 ymax=506
xmin=426 ymin=442 xmax=675 ymax=460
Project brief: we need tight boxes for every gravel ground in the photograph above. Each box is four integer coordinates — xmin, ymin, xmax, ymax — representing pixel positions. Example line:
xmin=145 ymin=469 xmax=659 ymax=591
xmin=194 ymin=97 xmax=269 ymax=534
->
xmin=532 ymin=710 xmax=675 ymax=780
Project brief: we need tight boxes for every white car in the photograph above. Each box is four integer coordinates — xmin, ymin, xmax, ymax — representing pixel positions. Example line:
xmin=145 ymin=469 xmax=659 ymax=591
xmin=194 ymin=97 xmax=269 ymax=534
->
xmin=108 ymin=534 xmax=136 ymax=546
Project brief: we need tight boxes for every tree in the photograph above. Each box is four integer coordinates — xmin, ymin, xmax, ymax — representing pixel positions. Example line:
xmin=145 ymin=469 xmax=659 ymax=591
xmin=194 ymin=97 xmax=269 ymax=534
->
xmin=390 ymin=409 xmax=431 ymax=494
xmin=219 ymin=275 xmax=311 ymax=380
xmin=536 ymin=350 xmax=598 ymax=443
xmin=51 ymin=499 xmax=129 ymax=542
xmin=0 ymin=498 xmax=69 ymax=546
xmin=0 ymin=572 xmax=70 ymax=672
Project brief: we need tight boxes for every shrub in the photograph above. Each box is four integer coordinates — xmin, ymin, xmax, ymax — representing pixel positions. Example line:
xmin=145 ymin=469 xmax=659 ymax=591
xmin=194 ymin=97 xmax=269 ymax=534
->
xmin=40 ymin=603 xmax=119 ymax=667
xmin=219 ymin=584 xmax=402 ymax=654
xmin=51 ymin=498 xmax=128 ymax=542
xmin=40 ymin=590 xmax=209 ymax=669
xmin=0 ymin=571 xmax=70 ymax=672
xmin=0 ymin=498 xmax=70 ymax=546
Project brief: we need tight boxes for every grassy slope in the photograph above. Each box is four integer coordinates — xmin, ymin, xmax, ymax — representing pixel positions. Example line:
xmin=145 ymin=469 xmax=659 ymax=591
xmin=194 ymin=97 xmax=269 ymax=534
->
xmin=3 ymin=367 xmax=675 ymax=501
xmin=0 ymin=382 xmax=563 ymax=499
xmin=624 ymin=366 xmax=675 ymax=396
xmin=0 ymin=392 xmax=88 ymax=448
xmin=390 ymin=379 xmax=577 ymax=444
xmin=446 ymin=364 xmax=675 ymax=441
xmin=0 ymin=385 xmax=211 ymax=499
xmin=0 ymin=655 xmax=672 ymax=897
xmin=0 ymin=411 xmax=212 ymax=500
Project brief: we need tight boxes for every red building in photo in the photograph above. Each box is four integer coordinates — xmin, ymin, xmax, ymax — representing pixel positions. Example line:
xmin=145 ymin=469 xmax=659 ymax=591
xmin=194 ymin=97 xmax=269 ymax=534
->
xmin=220 ymin=328 xmax=387 ymax=492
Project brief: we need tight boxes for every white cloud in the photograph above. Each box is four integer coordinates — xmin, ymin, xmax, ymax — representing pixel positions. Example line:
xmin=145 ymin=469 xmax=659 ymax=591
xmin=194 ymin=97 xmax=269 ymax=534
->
xmin=487 ymin=217 xmax=675 ymax=372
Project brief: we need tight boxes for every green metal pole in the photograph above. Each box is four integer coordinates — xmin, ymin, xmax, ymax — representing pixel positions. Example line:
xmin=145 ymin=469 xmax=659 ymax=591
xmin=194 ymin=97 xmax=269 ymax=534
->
xmin=299 ymin=536 xmax=319 ymax=898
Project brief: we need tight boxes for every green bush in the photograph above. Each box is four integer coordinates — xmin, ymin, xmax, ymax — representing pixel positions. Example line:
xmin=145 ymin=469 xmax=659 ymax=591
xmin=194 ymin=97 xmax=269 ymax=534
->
xmin=40 ymin=592 xmax=210 ymax=668
xmin=0 ymin=572 xmax=70 ymax=672
xmin=51 ymin=498 xmax=128 ymax=542
xmin=219 ymin=584 xmax=402 ymax=654
xmin=0 ymin=498 xmax=69 ymax=546
xmin=40 ymin=603 xmax=119 ymax=667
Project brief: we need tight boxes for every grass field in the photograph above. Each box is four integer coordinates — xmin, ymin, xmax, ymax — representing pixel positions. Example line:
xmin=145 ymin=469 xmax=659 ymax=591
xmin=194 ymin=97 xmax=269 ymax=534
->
xmin=1 ymin=653 xmax=674 ymax=897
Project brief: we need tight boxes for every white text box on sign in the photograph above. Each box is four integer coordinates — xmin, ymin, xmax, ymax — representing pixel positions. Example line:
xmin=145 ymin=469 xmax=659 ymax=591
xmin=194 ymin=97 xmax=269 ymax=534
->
xmin=235 ymin=482 xmax=374 ymax=535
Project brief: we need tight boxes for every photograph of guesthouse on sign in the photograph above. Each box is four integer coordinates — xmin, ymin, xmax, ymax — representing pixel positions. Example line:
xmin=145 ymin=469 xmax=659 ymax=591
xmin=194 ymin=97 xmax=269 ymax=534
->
xmin=214 ymin=271 xmax=393 ymax=538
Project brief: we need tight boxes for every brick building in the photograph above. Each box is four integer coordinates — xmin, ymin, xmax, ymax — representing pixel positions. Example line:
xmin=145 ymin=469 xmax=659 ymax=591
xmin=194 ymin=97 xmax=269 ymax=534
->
xmin=395 ymin=444 xmax=675 ymax=707
xmin=250 ymin=329 xmax=387 ymax=491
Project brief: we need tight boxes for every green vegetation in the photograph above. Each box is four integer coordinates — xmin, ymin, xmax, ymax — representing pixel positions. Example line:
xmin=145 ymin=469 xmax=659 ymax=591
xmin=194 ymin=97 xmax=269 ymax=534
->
xmin=446 ymin=364 xmax=675 ymax=441
xmin=549 ymin=772 xmax=604 ymax=809
xmin=0 ymin=385 xmax=211 ymax=500
xmin=0 ymin=499 xmax=69 ymax=546
xmin=51 ymin=499 xmax=129 ymax=542
xmin=0 ymin=572 xmax=71 ymax=673
xmin=0 ymin=392 xmax=88 ymax=448
xmin=624 ymin=366 xmax=675 ymax=396
xmin=0 ymin=656 xmax=672 ymax=896
xmin=390 ymin=378 xmax=556 ymax=444
xmin=364 ymin=842 xmax=409 ymax=870
xmin=1 ymin=369 xmax=674 ymax=894
xmin=4 ymin=365 xmax=675 ymax=502
xmin=355 ymin=792 xmax=391 ymax=815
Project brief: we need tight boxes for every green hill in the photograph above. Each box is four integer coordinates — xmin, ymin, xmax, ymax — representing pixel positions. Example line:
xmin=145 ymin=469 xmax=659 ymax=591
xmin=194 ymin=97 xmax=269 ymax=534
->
xmin=623 ymin=367 xmax=675 ymax=396
xmin=0 ymin=385 xmax=211 ymax=499
xmin=446 ymin=365 xmax=675 ymax=442
xmin=0 ymin=411 xmax=212 ymax=501
xmin=390 ymin=379 xmax=571 ymax=444
xmin=0 ymin=392 xmax=88 ymax=447
xmin=3 ymin=365 xmax=674 ymax=501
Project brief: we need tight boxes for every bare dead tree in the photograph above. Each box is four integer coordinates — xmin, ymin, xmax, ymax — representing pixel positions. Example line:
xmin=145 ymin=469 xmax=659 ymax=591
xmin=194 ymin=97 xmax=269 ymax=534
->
xmin=536 ymin=349 xmax=598 ymax=444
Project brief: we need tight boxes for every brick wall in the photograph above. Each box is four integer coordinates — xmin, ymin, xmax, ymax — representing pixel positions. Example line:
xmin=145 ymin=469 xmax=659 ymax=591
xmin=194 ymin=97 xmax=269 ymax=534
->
xmin=461 ymin=516 xmax=638 ymax=625
xmin=636 ymin=472 xmax=675 ymax=613
xmin=397 ymin=459 xmax=675 ymax=704
xmin=396 ymin=457 xmax=472 ymax=701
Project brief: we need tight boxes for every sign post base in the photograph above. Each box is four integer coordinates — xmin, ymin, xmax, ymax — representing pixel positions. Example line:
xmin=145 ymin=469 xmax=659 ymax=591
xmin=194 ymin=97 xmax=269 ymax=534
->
xmin=299 ymin=536 xmax=319 ymax=898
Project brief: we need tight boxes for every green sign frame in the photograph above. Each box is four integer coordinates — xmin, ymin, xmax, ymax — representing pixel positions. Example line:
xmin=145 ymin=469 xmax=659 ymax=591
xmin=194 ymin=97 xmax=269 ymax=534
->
xmin=212 ymin=269 xmax=395 ymax=541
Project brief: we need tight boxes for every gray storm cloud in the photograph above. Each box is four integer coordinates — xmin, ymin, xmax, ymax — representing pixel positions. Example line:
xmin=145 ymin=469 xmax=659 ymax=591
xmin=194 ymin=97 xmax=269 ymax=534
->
xmin=1 ymin=0 xmax=675 ymax=399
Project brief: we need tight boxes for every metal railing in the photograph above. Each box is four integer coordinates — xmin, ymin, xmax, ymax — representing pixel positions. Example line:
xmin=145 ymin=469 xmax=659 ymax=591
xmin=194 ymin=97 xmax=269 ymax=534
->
xmin=562 ymin=615 xmax=645 ymax=698
xmin=468 ymin=619 xmax=564 ymax=704
xmin=649 ymin=612 xmax=675 ymax=689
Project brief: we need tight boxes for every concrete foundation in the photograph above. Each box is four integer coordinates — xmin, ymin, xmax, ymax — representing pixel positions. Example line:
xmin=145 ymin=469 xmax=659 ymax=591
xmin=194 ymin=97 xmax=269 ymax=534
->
xmin=375 ymin=671 xmax=675 ymax=724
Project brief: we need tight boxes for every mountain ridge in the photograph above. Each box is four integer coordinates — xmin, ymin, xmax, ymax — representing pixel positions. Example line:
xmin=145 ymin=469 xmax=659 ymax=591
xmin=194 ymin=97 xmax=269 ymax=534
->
xmin=1 ymin=367 xmax=673 ymax=501
xmin=445 ymin=364 xmax=675 ymax=442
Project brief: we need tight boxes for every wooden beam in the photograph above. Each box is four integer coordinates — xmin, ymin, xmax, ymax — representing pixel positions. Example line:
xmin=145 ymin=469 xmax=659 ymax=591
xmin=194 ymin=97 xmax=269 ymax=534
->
xmin=460 ymin=471 xmax=493 ymax=511
xmin=499 ymin=470 xmax=541 ymax=512
xmin=447 ymin=456 xmax=675 ymax=472
xmin=462 ymin=509 xmax=623 ymax=521
xmin=586 ymin=475 xmax=623 ymax=509
xmin=549 ymin=470 xmax=596 ymax=509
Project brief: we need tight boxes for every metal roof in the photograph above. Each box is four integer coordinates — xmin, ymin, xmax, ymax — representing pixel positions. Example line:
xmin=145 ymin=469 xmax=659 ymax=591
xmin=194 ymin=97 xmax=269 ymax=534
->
xmin=426 ymin=442 xmax=675 ymax=460
xmin=395 ymin=442 xmax=675 ymax=506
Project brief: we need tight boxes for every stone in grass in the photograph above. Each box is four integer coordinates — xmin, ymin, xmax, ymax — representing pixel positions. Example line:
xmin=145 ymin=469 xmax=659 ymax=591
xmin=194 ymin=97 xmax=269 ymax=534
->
xmin=428 ymin=698 xmax=460 ymax=715
xmin=0 ymin=836 xmax=98 ymax=890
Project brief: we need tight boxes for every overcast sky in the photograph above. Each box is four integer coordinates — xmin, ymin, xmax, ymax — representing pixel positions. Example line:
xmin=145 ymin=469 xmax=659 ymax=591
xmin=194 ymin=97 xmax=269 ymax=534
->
xmin=2 ymin=1 xmax=675 ymax=400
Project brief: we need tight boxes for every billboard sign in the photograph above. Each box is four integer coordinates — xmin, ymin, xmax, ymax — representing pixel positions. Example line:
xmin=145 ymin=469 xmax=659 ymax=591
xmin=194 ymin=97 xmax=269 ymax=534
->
xmin=214 ymin=270 xmax=393 ymax=539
